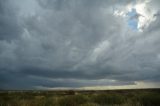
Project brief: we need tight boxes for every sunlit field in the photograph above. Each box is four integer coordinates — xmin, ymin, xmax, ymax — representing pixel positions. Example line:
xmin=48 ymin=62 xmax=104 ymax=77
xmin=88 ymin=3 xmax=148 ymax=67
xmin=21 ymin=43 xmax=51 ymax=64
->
xmin=0 ymin=89 xmax=160 ymax=106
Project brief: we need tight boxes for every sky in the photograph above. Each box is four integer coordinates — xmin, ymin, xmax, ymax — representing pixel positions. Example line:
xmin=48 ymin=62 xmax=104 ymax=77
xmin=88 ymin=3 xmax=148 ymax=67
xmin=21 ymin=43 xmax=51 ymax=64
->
xmin=0 ymin=0 xmax=160 ymax=90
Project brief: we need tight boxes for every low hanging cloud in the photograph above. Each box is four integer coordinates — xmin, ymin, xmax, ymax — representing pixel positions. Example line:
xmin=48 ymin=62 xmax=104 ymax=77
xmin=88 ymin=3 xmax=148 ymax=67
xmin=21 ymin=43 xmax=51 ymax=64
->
xmin=0 ymin=0 xmax=160 ymax=89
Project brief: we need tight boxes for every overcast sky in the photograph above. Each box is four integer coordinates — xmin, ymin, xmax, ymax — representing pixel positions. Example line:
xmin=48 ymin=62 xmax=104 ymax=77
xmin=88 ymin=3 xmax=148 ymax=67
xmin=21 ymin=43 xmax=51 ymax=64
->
xmin=0 ymin=0 xmax=160 ymax=90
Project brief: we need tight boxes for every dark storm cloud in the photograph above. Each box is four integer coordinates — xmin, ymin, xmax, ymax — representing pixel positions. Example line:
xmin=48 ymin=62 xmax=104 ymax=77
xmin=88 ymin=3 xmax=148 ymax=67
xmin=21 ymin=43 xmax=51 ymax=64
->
xmin=0 ymin=0 xmax=160 ymax=89
xmin=0 ymin=68 xmax=135 ymax=90
xmin=0 ymin=0 xmax=22 ymax=41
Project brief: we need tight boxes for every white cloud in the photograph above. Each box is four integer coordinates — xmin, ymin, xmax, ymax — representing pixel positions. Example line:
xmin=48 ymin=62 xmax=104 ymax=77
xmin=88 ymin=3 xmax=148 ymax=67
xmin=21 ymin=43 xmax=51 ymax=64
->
xmin=113 ymin=0 xmax=158 ymax=32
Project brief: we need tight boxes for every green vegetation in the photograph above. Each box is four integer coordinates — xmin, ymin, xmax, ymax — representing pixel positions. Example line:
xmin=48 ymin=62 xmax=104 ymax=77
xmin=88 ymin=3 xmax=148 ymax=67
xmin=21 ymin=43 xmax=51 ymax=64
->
xmin=0 ymin=89 xmax=160 ymax=106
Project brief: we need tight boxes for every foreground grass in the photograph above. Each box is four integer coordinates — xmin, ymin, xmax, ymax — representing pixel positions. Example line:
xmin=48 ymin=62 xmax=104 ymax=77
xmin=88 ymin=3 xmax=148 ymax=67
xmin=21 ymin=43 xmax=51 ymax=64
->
xmin=0 ymin=89 xmax=160 ymax=106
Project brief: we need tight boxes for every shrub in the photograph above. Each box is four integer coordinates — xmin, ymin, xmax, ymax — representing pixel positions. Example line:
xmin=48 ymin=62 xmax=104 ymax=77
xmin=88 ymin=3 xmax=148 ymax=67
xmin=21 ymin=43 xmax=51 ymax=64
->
xmin=137 ymin=92 xmax=160 ymax=106
xmin=58 ymin=95 xmax=88 ymax=106
xmin=92 ymin=93 xmax=126 ymax=105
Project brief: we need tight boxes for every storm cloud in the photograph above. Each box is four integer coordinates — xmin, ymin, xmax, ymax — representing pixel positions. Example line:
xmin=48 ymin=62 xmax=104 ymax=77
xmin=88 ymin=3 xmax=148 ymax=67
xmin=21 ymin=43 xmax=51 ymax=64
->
xmin=0 ymin=0 xmax=160 ymax=89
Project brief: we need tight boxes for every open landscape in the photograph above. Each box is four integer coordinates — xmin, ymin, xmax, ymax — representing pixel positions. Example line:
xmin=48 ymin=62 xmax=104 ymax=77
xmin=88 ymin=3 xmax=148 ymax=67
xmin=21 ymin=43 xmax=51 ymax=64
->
xmin=1 ymin=0 xmax=160 ymax=106
xmin=0 ymin=89 xmax=160 ymax=106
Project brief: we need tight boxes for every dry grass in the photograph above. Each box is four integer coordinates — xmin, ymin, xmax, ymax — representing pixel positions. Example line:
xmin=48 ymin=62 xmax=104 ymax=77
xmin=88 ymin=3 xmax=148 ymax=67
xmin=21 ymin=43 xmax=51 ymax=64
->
xmin=0 ymin=89 xmax=160 ymax=106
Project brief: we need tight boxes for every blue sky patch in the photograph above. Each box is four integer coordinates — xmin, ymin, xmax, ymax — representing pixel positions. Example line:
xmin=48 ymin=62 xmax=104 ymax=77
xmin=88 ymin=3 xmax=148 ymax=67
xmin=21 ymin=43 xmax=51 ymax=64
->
xmin=127 ymin=9 xmax=138 ymax=30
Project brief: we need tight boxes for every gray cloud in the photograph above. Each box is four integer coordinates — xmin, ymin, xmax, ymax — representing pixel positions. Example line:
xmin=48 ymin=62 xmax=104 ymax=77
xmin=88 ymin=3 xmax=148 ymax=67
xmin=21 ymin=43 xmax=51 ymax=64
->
xmin=0 ymin=0 xmax=160 ymax=89
xmin=0 ymin=0 xmax=22 ymax=41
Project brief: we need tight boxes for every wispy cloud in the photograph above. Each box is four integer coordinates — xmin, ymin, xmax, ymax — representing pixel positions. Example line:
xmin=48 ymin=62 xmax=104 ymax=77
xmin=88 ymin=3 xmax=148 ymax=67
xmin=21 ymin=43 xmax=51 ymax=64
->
xmin=0 ymin=0 xmax=160 ymax=89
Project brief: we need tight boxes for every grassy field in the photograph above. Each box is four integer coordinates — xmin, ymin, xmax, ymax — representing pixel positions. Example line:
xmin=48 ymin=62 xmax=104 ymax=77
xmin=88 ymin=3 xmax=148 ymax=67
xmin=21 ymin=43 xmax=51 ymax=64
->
xmin=0 ymin=89 xmax=160 ymax=106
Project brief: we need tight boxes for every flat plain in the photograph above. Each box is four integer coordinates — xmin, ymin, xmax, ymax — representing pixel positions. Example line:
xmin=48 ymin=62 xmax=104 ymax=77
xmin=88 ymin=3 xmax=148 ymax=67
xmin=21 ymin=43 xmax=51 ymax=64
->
xmin=0 ymin=88 xmax=160 ymax=106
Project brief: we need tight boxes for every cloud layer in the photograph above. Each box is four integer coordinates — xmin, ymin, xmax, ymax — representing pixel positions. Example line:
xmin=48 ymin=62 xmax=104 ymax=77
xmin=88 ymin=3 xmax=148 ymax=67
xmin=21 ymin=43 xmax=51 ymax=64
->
xmin=0 ymin=0 xmax=160 ymax=89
